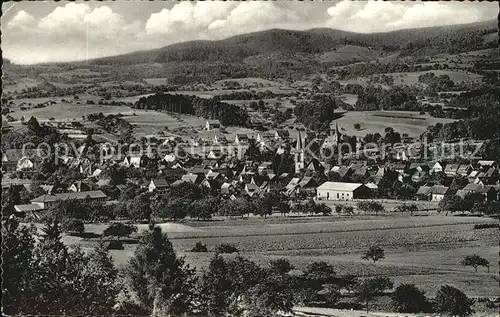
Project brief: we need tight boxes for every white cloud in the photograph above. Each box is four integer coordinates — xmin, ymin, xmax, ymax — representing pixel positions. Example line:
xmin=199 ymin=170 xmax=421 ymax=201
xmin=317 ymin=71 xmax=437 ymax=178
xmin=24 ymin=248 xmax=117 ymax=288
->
xmin=326 ymin=1 xmax=492 ymax=32
xmin=145 ymin=1 xmax=236 ymax=35
xmin=36 ymin=3 xmax=141 ymax=39
xmin=7 ymin=10 xmax=35 ymax=29
xmin=2 ymin=1 xmax=497 ymax=64
xmin=387 ymin=2 xmax=484 ymax=29
xmin=145 ymin=8 xmax=171 ymax=35
xmin=207 ymin=1 xmax=301 ymax=37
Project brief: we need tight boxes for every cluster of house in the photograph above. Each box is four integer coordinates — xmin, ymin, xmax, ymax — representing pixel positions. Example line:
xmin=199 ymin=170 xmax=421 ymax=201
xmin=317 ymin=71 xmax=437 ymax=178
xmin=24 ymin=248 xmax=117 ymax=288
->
xmin=3 ymin=121 xmax=499 ymax=216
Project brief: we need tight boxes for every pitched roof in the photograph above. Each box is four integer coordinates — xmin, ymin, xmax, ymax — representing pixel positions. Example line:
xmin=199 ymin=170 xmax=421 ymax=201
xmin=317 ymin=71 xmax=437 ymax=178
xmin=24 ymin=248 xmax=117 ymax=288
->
xmin=429 ymin=185 xmax=449 ymax=195
xmin=182 ymin=174 xmax=202 ymax=183
xmin=316 ymin=182 xmax=363 ymax=192
xmin=151 ymin=179 xmax=169 ymax=188
xmin=14 ymin=204 xmax=44 ymax=212
xmin=478 ymin=160 xmax=495 ymax=166
xmin=462 ymin=183 xmax=482 ymax=192
xmin=416 ymin=186 xmax=432 ymax=195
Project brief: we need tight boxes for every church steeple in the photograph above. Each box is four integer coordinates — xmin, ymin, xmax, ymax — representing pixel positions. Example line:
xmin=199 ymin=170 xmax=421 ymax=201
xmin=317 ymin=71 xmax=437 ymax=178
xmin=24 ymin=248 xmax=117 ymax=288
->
xmin=296 ymin=130 xmax=303 ymax=151
xmin=294 ymin=130 xmax=305 ymax=173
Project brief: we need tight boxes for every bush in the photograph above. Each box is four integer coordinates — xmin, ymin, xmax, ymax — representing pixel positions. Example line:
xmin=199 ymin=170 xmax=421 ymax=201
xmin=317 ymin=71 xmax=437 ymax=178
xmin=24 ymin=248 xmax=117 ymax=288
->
xmin=362 ymin=246 xmax=385 ymax=263
xmin=473 ymin=223 xmax=499 ymax=229
xmin=105 ymin=240 xmax=124 ymax=250
xmin=103 ymin=222 xmax=137 ymax=240
xmin=269 ymin=258 xmax=295 ymax=274
xmin=357 ymin=201 xmax=385 ymax=214
xmin=216 ymin=243 xmax=239 ymax=254
xmin=392 ymin=283 xmax=430 ymax=313
xmin=434 ymin=285 xmax=474 ymax=316
xmin=191 ymin=241 xmax=208 ymax=252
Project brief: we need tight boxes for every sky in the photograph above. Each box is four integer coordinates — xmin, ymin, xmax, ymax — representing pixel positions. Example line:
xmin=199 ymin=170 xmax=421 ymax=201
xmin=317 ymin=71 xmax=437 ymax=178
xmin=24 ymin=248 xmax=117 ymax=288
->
xmin=2 ymin=0 xmax=498 ymax=64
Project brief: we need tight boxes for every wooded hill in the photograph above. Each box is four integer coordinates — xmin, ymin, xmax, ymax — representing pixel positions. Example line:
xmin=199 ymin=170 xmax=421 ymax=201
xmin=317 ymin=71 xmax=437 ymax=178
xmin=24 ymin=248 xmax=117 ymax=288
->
xmin=89 ymin=20 xmax=497 ymax=66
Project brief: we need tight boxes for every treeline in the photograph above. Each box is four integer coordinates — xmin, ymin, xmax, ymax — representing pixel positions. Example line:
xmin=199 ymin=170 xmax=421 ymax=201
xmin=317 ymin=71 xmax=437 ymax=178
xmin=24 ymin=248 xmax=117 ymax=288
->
xmin=87 ymin=113 xmax=134 ymax=143
xmin=212 ymin=90 xmax=295 ymax=101
xmin=134 ymin=93 xmax=249 ymax=127
xmin=333 ymin=62 xmax=415 ymax=80
xmin=424 ymin=106 xmax=499 ymax=141
xmin=418 ymin=73 xmax=455 ymax=92
xmin=294 ymin=95 xmax=342 ymax=131
xmin=355 ymin=86 xmax=418 ymax=111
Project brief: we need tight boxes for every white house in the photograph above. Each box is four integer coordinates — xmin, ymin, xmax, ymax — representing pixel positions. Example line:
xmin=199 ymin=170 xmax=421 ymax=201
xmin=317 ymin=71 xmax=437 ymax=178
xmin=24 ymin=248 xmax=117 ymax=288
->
xmin=316 ymin=182 xmax=369 ymax=201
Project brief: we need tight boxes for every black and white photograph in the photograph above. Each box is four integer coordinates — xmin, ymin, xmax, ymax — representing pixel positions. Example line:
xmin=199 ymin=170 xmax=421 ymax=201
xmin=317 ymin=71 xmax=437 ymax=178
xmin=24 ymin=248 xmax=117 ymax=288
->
xmin=1 ymin=0 xmax=499 ymax=316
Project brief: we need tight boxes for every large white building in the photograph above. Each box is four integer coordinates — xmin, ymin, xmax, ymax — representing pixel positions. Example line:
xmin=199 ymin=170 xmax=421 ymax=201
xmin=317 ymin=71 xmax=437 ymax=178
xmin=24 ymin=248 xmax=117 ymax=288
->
xmin=316 ymin=182 xmax=369 ymax=201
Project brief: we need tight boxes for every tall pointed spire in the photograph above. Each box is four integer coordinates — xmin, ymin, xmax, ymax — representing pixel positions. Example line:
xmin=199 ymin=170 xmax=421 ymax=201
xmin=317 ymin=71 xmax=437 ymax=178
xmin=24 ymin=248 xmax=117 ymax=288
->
xmin=296 ymin=130 xmax=303 ymax=151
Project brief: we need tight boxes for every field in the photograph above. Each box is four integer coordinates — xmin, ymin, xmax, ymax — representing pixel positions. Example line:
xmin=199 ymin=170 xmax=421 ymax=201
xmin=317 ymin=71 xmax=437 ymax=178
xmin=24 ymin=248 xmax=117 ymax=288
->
xmin=333 ymin=111 xmax=456 ymax=138
xmin=60 ymin=215 xmax=499 ymax=299
xmin=386 ymin=70 xmax=483 ymax=86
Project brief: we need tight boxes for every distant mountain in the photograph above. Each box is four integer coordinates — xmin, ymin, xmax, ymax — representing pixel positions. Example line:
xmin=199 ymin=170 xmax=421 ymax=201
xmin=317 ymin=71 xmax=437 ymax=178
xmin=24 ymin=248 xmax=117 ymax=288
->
xmin=89 ymin=20 xmax=497 ymax=66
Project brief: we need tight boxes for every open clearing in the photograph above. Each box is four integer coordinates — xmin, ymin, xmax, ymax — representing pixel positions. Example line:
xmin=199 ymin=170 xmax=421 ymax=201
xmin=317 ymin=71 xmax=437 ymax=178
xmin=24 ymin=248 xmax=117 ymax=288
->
xmin=333 ymin=111 xmax=456 ymax=138
xmin=386 ymin=70 xmax=483 ymax=86
xmin=63 ymin=215 xmax=499 ymax=297
xmin=8 ymin=102 xmax=133 ymax=122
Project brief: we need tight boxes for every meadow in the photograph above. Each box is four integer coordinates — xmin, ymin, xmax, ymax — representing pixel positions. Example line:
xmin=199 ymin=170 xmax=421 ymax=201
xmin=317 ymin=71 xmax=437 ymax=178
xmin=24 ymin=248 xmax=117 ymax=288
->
xmin=333 ymin=111 xmax=456 ymax=138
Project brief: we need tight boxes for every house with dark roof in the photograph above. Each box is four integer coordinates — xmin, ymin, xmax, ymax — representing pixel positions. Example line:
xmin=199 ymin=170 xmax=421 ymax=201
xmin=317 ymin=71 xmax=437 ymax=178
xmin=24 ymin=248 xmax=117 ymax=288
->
xmin=416 ymin=186 xmax=432 ymax=200
xmin=444 ymin=164 xmax=460 ymax=177
xmin=306 ymin=159 xmax=325 ymax=173
xmin=429 ymin=185 xmax=449 ymax=202
xmin=206 ymin=120 xmax=221 ymax=131
xmin=181 ymin=174 xmax=204 ymax=185
xmin=456 ymin=164 xmax=473 ymax=177
xmin=68 ymin=181 xmax=91 ymax=193
xmin=274 ymin=129 xmax=290 ymax=140
xmin=148 ymin=179 xmax=169 ymax=192
xmin=234 ymin=134 xmax=249 ymax=145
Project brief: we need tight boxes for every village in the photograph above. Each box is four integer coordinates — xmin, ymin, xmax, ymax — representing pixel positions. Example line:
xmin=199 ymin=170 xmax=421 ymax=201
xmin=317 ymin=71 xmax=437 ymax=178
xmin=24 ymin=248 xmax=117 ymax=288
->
xmin=3 ymin=117 xmax=499 ymax=218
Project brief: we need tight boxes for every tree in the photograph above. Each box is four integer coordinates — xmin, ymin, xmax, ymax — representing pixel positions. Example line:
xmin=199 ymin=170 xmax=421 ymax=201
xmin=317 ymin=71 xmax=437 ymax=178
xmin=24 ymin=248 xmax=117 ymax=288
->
xmin=62 ymin=218 xmax=85 ymax=234
xmin=245 ymin=273 xmax=294 ymax=316
xmin=127 ymin=193 xmax=152 ymax=221
xmin=191 ymin=241 xmax=208 ymax=252
xmin=304 ymin=261 xmax=337 ymax=285
xmin=127 ymin=225 xmax=197 ymax=315
xmin=216 ymin=243 xmax=239 ymax=254
xmin=357 ymin=201 xmax=385 ymax=215
xmin=434 ymin=285 xmax=474 ymax=317
xmin=1 ymin=217 xmax=36 ymax=314
xmin=103 ymin=222 xmax=137 ymax=241
xmin=357 ymin=277 xmax=393 ymax=313
xmin=461 ymin=254 xmax=490 ymax=272
xmin=354 ymin=123 xmax=361 ymax=130
xmin=276 ymin=201 xmax=290 ymax=216
xmin=362 ymin=246 xmax=385 ymax=263
xmin=270 ymin=258 xmax=295 ymax=274
xmin=392 ymin=284 xmax=430 ymax=313
xmin=80 ymin=241 xmax=119 ymax=315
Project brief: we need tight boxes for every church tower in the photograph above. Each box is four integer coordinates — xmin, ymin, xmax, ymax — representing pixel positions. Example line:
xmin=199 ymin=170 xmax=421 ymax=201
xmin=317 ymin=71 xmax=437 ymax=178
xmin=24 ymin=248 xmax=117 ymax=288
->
xmin=332 ymin=122 xmax=342 ymax=146
xmin=294 ymin=130 xmax=305 ymax=173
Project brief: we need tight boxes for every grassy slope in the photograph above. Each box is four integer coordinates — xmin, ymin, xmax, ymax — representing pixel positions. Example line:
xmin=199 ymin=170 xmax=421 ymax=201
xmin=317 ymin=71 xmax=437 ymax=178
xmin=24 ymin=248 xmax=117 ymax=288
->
xmin=60 ymin=216 xmax=499 ymax=297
